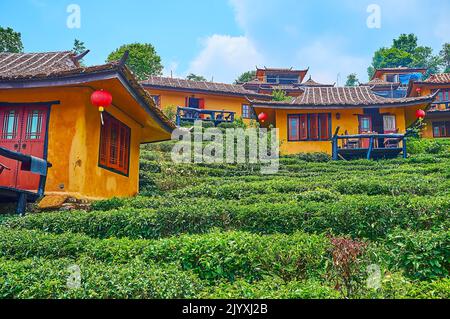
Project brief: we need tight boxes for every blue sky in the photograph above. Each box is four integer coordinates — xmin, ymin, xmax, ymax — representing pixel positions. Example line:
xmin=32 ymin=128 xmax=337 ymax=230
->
xmin=1 ymin=0 xmax=449 ymax=84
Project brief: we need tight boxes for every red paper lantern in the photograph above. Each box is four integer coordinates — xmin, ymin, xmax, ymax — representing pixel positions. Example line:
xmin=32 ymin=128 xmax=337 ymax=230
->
xmin=258 ymin=112 xmax=268 ymax=123
xmin=416 ymin=87 xmax=422 ymax=95
xmin=90 ymin=89 xmax=112 ymax=112
xmin=416 ymin=109 xmax=426 ymax=120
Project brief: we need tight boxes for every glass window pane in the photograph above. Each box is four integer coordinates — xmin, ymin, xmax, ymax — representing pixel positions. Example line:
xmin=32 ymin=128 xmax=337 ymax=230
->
xmin=2 ymin=110 xmax=17 ymax=140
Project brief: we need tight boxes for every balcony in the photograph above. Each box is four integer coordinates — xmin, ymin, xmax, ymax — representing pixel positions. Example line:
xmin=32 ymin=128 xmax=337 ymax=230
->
xmin=332 ymin=127 xmax=407 ymax=160
xmin=176 ymin=107 xmax=236 ymax=127
xmin=429 ymin=101 xmax=450 ymax=112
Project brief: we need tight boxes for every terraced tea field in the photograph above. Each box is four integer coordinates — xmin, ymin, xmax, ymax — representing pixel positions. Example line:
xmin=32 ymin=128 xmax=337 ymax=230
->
xmin=0 ymin=138 xmax=449 ymax=299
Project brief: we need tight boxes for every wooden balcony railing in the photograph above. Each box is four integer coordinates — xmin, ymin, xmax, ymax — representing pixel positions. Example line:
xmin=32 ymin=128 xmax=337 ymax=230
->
xmin=331 ymin=127 xmax=407 ymax=160
xmin=0 ymin=146 xmax=52 ymax=215
xmin=176 ymin=107 xmax=236 ymax=127
xmin=430 ymin=101 xmax=450 ymax=112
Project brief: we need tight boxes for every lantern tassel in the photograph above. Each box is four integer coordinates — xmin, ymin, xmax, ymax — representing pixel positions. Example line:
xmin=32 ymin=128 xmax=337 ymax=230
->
xmin=99 ymin=106 xmax=104 ymax=125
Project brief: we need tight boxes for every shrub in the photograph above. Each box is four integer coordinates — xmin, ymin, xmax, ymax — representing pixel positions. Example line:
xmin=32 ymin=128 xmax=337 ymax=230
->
xmin=383 ymin=229 xmax=450 ymax=281
xmin=201 ymin=278 xmax=339 ymax=299
xmin=8 ymin=195 xmax=449 ymax=241
xmin=0 ymin=257 xmax=202 ymax=299
xmin=329 ymin=237 xmax=367 ymax=298
xmin=0 ymin=228 xmax=330 ymax=283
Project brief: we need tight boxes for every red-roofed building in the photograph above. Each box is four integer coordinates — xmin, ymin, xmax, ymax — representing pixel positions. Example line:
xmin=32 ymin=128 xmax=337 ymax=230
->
xmin=407 ymin=73 xmax=450 ymax=138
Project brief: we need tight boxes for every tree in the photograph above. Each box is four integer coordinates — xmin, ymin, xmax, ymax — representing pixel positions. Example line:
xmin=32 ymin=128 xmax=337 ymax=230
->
xmin=393 ymin=33 xmax=418 ymax=54
xmin=271 ymin=89 xmax=292 ymax=102
xmin=440 ymin=43 xmax=450 ymax=73
xmin=345 ymin=73 xmax=359 ymax=87
xmin=367 ymin=34 xmax=440 ymax=79
xmin=0 ymin=26 xmax=23 ymax=53
xmin=234 ymin=70 xmax=256 ymax=84
xmin=186 ymin=73 xmax=207 ymax=81
xmin=107 ymin=43 xmax=163 ymax=80
xmin=72 ymin=39 xmax=87 ymax=66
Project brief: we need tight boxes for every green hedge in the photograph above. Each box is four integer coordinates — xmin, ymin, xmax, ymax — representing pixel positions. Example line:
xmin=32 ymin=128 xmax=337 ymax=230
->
xmin=200 ymin=278 xmax=339 ymax=299
xmin=8 ymin=195 xmax=449 ymax=241
xmin=0 ymin=228 xmax=330 ymax=282
xmin=0 ymin=257 xmax=202 ymax=299
xmin=382 ymin=229 xmax=450 ymax=281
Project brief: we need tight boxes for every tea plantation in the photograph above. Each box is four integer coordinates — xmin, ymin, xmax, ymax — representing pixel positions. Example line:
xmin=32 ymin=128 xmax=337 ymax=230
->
xmin=0 ymin=138 xmax=449 ymax=299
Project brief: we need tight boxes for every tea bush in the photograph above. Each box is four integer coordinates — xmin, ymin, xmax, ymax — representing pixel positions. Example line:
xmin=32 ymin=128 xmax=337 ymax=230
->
xmin=0 ymin=257 xmax=202 ymax=299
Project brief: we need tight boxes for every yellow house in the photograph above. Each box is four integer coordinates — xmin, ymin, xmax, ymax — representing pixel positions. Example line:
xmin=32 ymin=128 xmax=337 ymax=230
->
xmin=251 ymin=86 xmax=435 ymax=156
xmin=140 ymin=76 xmax=271 ymax=123
xmin=0 ymin=51 xmax=174 ymax=203
xmin=407 ymin=73 xmax=450 ymax=138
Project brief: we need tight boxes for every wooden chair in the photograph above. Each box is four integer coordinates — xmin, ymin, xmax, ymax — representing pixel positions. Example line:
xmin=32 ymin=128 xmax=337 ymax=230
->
xmin=344 ymin=130 xmax=359 ymax=149
xmin=383 ymin=129 xmax=401 ymax=148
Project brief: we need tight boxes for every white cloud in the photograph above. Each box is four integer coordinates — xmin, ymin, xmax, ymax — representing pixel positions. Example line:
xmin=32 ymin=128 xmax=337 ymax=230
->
xmin=296 ymin=39 xmax=370 ymax=85
xmin=188 ymin=34 xmax=265 ymax=83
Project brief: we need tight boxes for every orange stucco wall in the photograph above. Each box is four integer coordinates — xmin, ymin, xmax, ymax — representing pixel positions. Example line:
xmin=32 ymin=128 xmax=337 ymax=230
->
xmin=412 ymin=86 xmax=450 ymax=138
xmin=274 ymin=106 xmax=419 ymax=155
xmin=144 ymin=88 xmax=253 ymax=122
xmin=0 ymin=84 xmax=162 ymax=200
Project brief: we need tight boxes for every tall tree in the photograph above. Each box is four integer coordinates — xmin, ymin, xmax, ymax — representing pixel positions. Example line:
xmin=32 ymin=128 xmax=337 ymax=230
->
xmin=440 ymin=43 xmax=450 ymax=73
xmin=0 ymin=26 xmax=23 ymax=53
xmin=107 ymin=43 xmax=163 ymax=80
xmin=368 ymin=34 xmax=440 ymax=79
xmin=345 ymin=73 xmax=359 ymax=87
xmin=186 ymin=73 xmax=207 ymax=81
xmin=234 ymin=70 xmax=256 ymax=84
xmin=392 ymin=33 xmax=418 ymax=54
xmin=72 ymin=39 xmax=87 ymax=66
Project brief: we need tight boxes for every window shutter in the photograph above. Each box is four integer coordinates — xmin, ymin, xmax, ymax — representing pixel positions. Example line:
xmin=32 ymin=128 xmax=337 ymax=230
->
xmin=98 ymin=112 xmax=131 ymax=175
xmin=199 ymin=99 xmax=205 ymax=109
xmin=99 ymin=115 xmax=110 ymax=166
xmin=319 ymin=114 xmax=330 ymax=140
xmin=310 ymin=114 xmax=319 ymax=140
xmin=299 ymin=115 xmax=308 ymax=140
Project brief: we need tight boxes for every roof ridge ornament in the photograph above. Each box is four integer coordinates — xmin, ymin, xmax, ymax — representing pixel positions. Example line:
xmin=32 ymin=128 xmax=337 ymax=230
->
xmin=119 ymin=50 xmax=130 ymax=66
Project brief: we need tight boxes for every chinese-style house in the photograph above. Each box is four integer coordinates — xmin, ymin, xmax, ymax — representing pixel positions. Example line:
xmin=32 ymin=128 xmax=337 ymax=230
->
xmin=0 ymin=50 xmax=174 ymax=214
xmin=250 ymin=86 xmax=436 ymax=158
xmin=141 ymin=66 xmax=334 ymax=125
xmin=362 ymin=67 xmax=427 ymax=98
xmin=407 ymin=73 xmax=450 ymax=138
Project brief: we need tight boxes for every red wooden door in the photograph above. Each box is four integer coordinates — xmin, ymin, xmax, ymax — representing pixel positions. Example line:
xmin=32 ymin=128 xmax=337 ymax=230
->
xmin=0 ymin=106 xmax=48 ymax=192
xmin=0 ymin=108 xmax=22 ymax=188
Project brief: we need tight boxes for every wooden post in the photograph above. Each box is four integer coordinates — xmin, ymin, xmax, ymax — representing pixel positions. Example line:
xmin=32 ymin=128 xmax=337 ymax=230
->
xmin=332 ymin=137 xmax=338 ymax=160
xmin=16 ymin=192 xmax=27 ymax=216
xmin=176 ymin=107 xmax=181 ymax=126
xmin=403 ymin=137 xmax=407 ymax=159
xmin=367 ymin=136 xmax=374 ymax=160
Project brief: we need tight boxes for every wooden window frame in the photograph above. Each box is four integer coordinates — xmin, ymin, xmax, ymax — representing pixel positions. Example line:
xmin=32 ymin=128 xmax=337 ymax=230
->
xmin=242 ymin=104 xmax=250 ymax=119
xmin=98 ymin=112 xmax=131 ymax=176
xmin=287 ymin=113 xmax=331 ymax=142
xmin=432 ymin=121 xmax=450 ymax=138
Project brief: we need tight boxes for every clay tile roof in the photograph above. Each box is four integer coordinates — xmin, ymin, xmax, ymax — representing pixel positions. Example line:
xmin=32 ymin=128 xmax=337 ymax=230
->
xmin=0 ymin=51 xmax=175 ymax=132
xmin=301 ymin=76 xmax=335 ymax=87
xmin=361 ymin=78 xmax=401 ymax=88
xmin=0 ymin=51 xmax=79 ymax=78
xmin=251 ymin=86 xmax=436 ymax=109
xmin=423 ymin=73 xmax=450 ymax=84
xmin=140 ymin=76 xmax=270 ymax=99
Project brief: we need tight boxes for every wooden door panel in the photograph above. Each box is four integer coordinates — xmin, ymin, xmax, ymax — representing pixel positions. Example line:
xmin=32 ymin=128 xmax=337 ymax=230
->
xmin=359 ymin=116 xmax=372 ymax=148
xmin=16 ymin=106 xmax=48 ymax=191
